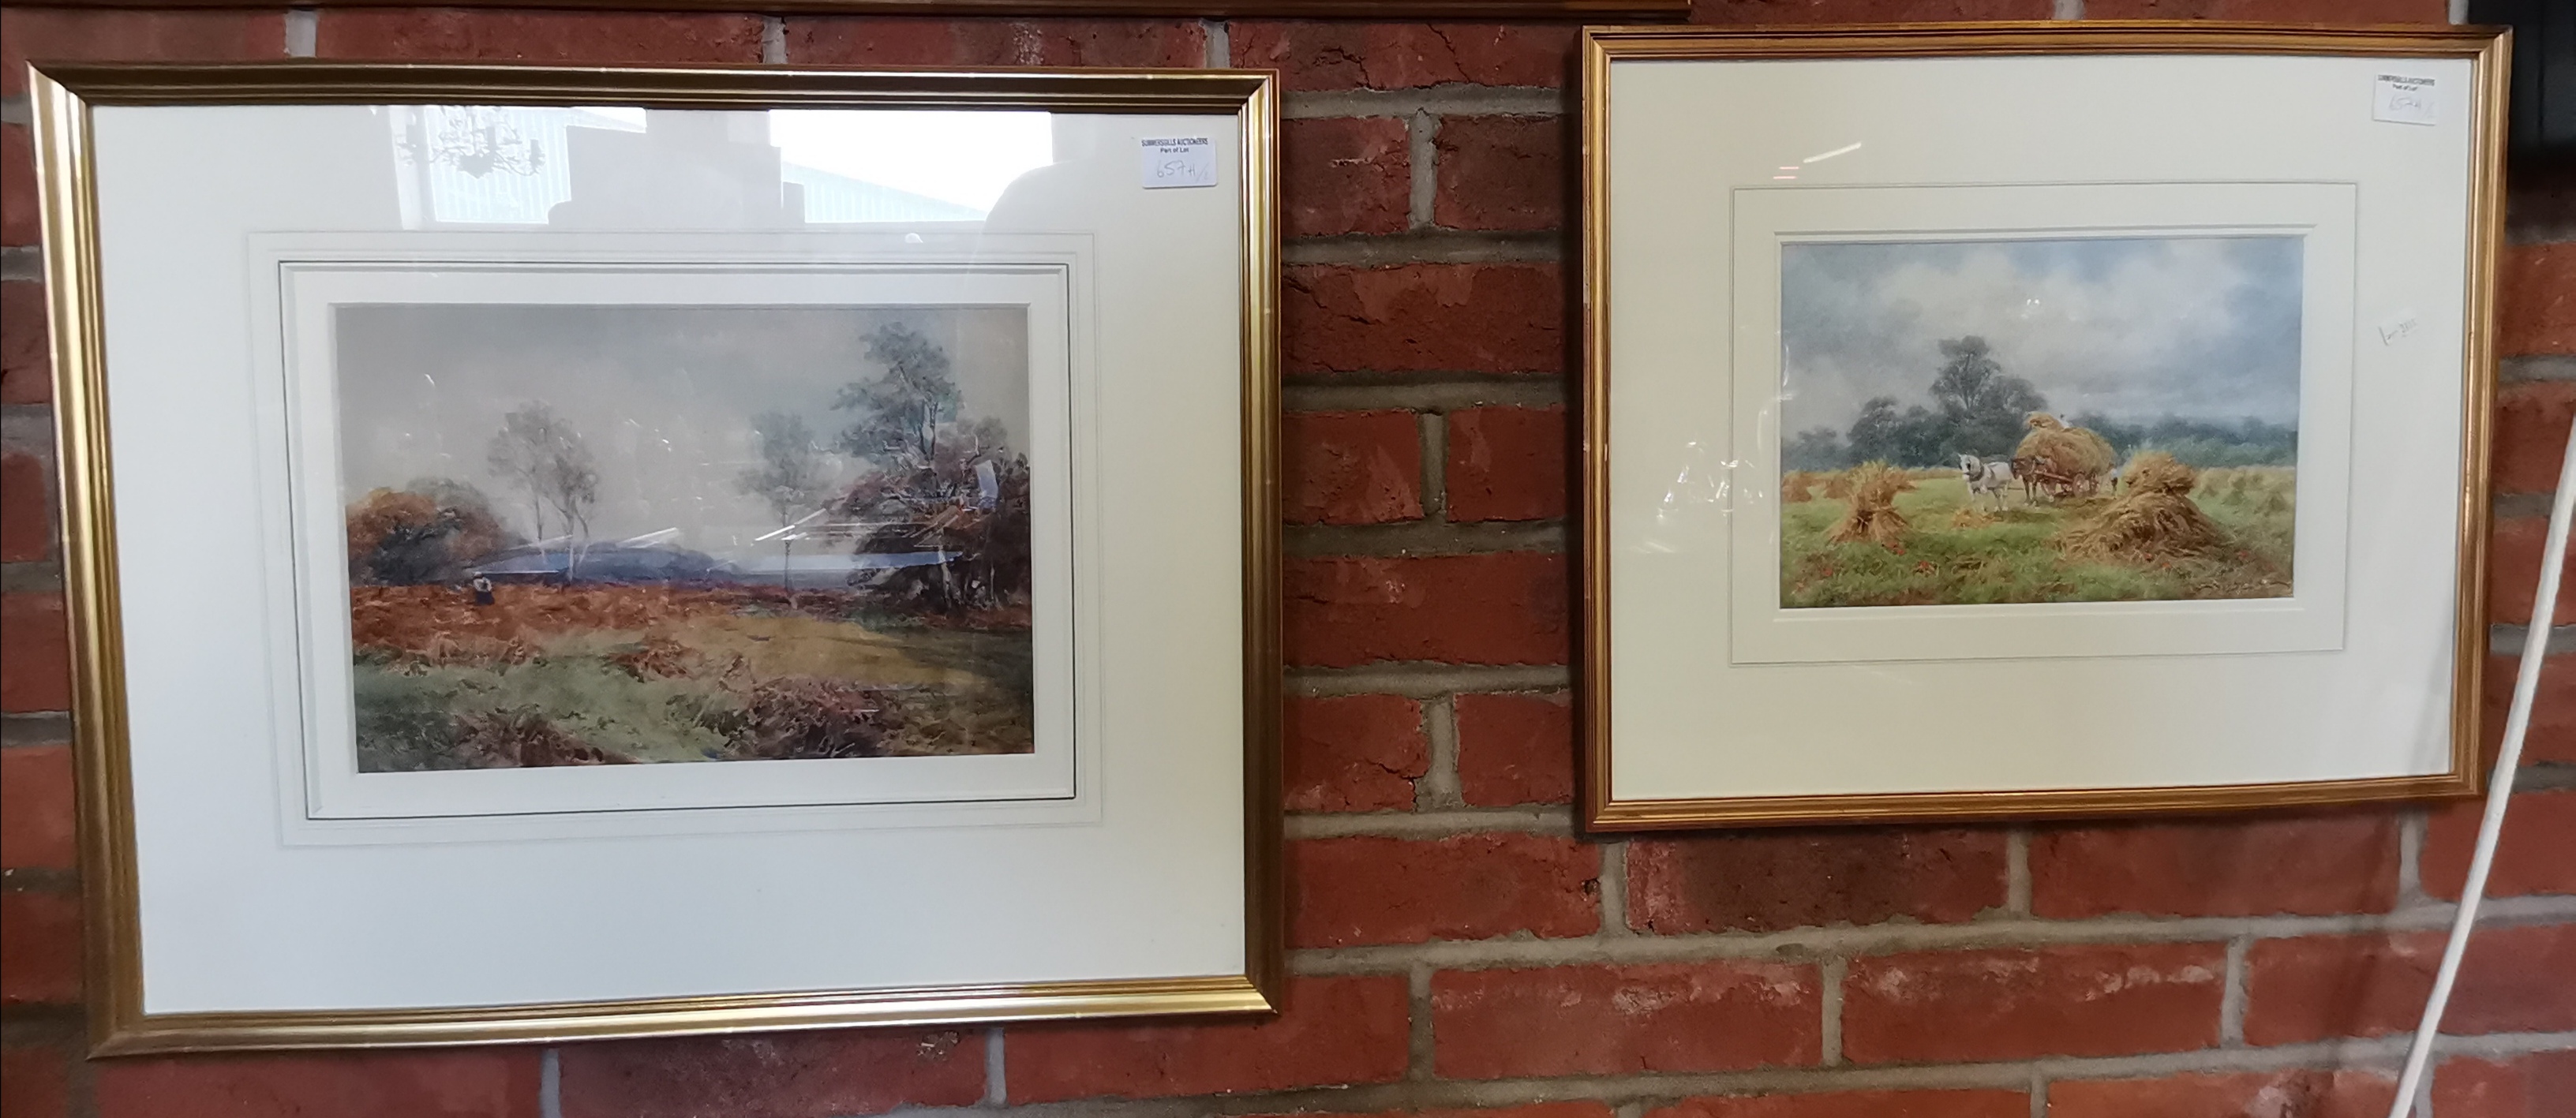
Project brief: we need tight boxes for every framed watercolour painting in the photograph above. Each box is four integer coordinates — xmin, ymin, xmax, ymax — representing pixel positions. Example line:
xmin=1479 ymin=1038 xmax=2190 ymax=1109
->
xmin=30 ymin=62 xmax=1279 ymax=1051
xmin=1580 ymin=24 xmax=2509 ymax=829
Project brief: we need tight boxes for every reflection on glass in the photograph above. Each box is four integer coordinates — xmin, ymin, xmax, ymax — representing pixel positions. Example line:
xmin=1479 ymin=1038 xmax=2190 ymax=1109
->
xmin=336 ymin=304 xmax=1039 ymax=770
xmin=386 ymin=106 xmax=1054 ymax=228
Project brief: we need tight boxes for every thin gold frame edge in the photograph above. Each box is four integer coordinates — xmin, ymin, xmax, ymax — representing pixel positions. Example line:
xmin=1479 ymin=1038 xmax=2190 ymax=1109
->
xmin=1580 ymin=20 xmax=2510 ymax=58
xmin=36 ymin=60 xmax=1274 ymax=111
xmin=1576 ymin=23 xmax=2509 ymax=833
xmin=36 ymin=62 xmax=1285 ymax=1054
xmin=98 ymin=976 xmax=1273 ymax=1056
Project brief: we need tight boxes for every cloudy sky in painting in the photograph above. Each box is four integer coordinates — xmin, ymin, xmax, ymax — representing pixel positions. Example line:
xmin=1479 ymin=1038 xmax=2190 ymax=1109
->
xmin=1778 ymin=235 xmax=2304 ymax=436
xmin=335 ymin=304 xmax=1028 ymax=555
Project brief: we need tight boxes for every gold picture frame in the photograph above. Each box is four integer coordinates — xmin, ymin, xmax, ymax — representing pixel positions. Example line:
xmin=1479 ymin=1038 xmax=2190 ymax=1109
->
xmin=1578 ymin=23 xmax=2510 ymax=832
xmin=31 ymin=61 xmax=1282 ymax=1053
xmin=29 ymin=0 xmax=1690 ymax=16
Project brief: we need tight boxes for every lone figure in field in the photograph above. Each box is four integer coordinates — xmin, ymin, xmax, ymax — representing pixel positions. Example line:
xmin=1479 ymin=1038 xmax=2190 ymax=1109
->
xmin=469 ymin=575 xmax=496 ymax=607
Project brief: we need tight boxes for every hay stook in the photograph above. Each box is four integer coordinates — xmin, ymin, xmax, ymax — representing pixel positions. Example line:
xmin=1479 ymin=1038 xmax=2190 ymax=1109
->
xmin=2059 ymin=450 xmax=2226 ymax=559
xmin=1827 ymin=461 xmax=1911 ymax=549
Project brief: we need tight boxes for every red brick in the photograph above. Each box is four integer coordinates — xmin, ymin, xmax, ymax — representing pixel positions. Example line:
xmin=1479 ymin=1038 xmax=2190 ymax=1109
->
xmin=1841 ymin=943 xmax=2226 ymax=1063
xmin=1285 ymin=694 xmax=1425 ymax=813
xmin=1276 ymin=1106 xmax=1615 ymax=1118
xmin=1284 ymin=118 xmax=1410 ymax=238
xmin=2492 ymin=382 xmax=2572 ymax=495
xmin=2029 ymin=815 xmax=2399 ymax=918
xmin=2486 ymin=653 xmax=2576 ymax=765
xmin=1285 ymin=264 xmax=1563 ymax=376
xmin=1006 ymin=975 xmax=1407 ymax=1101
xmin=1629 ymin=829 xmax=2005 ymax=934
xmin=1455 ymin=690 xmax=1574 ymax=807
xmin=1445 ymin=405 xmax=1566 ymax=522
xmin=2 ymin=1042 xmax=68 ymax=1118
xmin=1230 ymin=23 xmax=1575 ymax=92
xmin=1691 ymin=0 xmax=2050 ymax=24
xmin=1 ymin=9 xmax=285 ymax=96
xmin=3 ymin=125 xmax=33 ymax=249
xmin=559 ymin=1030 xmax=981 ymax=1118
xmin=787 ymin=18 xmax=1204 ymax=67
xmin=2425 ymin=789 xmax=2576 ymax=900
xmin=2244 ymin=923 xmax=2576 ymax=1044
xmin=2499 ymin=243 xmax=2576 ymax=356
xmin=1285 ymin=552 xmax=1568 ymax=667
xmin=0 ymin=889 xmax=79 ymax=1006
xmin=2436 ymin=1052 xmax=2576 ymax=1118
xmin=1290 ymin=832 xmax=1597 ymax=948
xmin=1432 ymin=961 xmax=1820 ymax=1078
xmin=97 ymin=1050 xmax=541 ymax=1118
xmin=0 ymin=449 xmax=50 ymax=563
xmin=1647 ymin=1091 xmax=2028 ymax=1118
xmin=2085 ymin=0 xmax=2443 ymax=16
xmin=2046 ymin=1070 xmax=2395 ymax=1118
xmin=0 ymin=746 xmax=75 ymax=870
xmin=1286 ymin=410 xmax=1424 ymax=525
xmin=2 ymin=593 xmax=70 ymax=714
xmin=1433 ymin=116 xmax=1563 ymax=233
xmin=316 ymin=9 xmax=764 ymax=63
xmin=2 ymin=283 xmax=50 ymax=406
xmin=2490 ymin=516 xmax=2576 ymax=626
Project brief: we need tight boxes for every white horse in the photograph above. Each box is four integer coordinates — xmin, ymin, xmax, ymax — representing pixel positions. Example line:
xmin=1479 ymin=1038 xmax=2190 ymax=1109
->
xmin=1960 ymin=454 xmax=2015 ymax=510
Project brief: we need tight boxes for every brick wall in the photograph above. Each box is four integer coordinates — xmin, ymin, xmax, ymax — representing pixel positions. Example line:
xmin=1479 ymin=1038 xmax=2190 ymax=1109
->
xmin=2 ymin=2 xmax=2571 ymax=1116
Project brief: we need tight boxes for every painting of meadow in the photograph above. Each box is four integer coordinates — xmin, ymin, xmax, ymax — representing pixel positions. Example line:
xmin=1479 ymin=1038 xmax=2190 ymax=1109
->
xmin=1777 ymin=236 xmax=2302 ymax=609
xmin=335 ymin=303 xmax=1036 ymax=771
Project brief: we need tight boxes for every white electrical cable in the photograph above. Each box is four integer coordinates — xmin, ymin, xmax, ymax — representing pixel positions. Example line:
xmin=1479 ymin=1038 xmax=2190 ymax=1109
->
xmin=2384 ymin=413 xmax=2576 ymax=1118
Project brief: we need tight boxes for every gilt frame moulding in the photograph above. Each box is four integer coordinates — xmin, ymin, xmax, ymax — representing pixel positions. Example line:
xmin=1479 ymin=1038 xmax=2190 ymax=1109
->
xmin=1578 ymin=23 xmax=2511 ymax=832
xmin=5 ymin=0 xmax=1692 ymax=17
xmin=32 ymin=61 xmax=1284 ymax=1053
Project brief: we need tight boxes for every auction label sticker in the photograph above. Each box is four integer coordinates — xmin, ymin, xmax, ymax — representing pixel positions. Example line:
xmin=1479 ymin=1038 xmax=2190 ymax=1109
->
xmin=1140 ymin=136 xmax=1218 ymax=189
xmin=2372 ymin=73 xmax=2439 ymax=125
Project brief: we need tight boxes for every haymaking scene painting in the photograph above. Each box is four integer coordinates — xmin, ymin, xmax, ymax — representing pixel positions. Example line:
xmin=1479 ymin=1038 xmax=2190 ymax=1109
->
xmin=1777 ymin=236 xmax=2302 ymax=609
xmin=333 ymin=303 xmax=1038 ymax=772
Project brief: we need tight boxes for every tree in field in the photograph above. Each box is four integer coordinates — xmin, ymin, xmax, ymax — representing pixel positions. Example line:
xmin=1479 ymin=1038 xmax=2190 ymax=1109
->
xmin=1838 ymin=337 xmax=2052 ymax=468
xmin=344 ymin=480 xmax=516 ymax=585
xmin=829 ymin=323 xmax=1029 ymax=615
xmin=1844 ymin=397 xmax=1904 ymax=465
xmin=486 ymin=402 xmax=598 ymax=548
xmin=1927 ymin=335 xmax=2049 ymax=460
xmin=834 ymin=323 xmax=960 ymax=470
xmin=739 ymin=411 xmax=829 ymax=522
xmin=737 ymin=411 xmax=832 ymax=590
xmin=1784 ymin=427 xmax=1851 ymax=473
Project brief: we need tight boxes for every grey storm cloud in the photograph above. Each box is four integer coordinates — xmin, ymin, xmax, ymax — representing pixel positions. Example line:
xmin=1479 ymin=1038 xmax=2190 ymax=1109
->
xmin=1777 ymin=235 xmax=2304 ymax=437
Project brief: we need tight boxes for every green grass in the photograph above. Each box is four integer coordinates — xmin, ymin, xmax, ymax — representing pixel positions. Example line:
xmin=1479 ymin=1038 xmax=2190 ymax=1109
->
xmin=353 ymin=653 xmax=742 ymax=770
xmin=1780 ymin=470 xmax=2295 ymax=608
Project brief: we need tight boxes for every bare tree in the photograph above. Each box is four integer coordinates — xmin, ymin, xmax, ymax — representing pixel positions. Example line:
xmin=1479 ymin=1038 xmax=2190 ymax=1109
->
xmin=486 ymin=402 xmax=597 ymax=555
xmin=738 ymin=411 xmax=830 ymax=593
xmin=738 ymin=411 xmax=829 ymax=523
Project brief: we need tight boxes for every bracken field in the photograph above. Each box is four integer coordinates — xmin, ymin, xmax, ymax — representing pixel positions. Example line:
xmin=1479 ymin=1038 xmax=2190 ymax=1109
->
xmin=1779 ymin=466 xmax=2297 ymax=608
xmin=348 ymin=584 xmax=1034 ymax=771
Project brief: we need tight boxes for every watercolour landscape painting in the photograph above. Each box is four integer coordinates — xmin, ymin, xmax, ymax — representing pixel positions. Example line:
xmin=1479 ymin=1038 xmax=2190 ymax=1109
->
xmin=334 ymin=303 xmax=1037 ymax=772
xmin=1777 ymin=235 xmax=2304 ymax=610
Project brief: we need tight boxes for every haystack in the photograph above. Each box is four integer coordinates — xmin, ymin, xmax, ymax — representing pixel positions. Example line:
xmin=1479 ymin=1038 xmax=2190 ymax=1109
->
xmin=2059 ymin=451 xmax=2225 ymax=559
xmin=1781 ymin=472 xmax=1817 ymax=503
xmin=1827 ymin=461 xmax=1910 ymax=548
xmin=2016 ymin=413 xmax=2116 ymax=489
